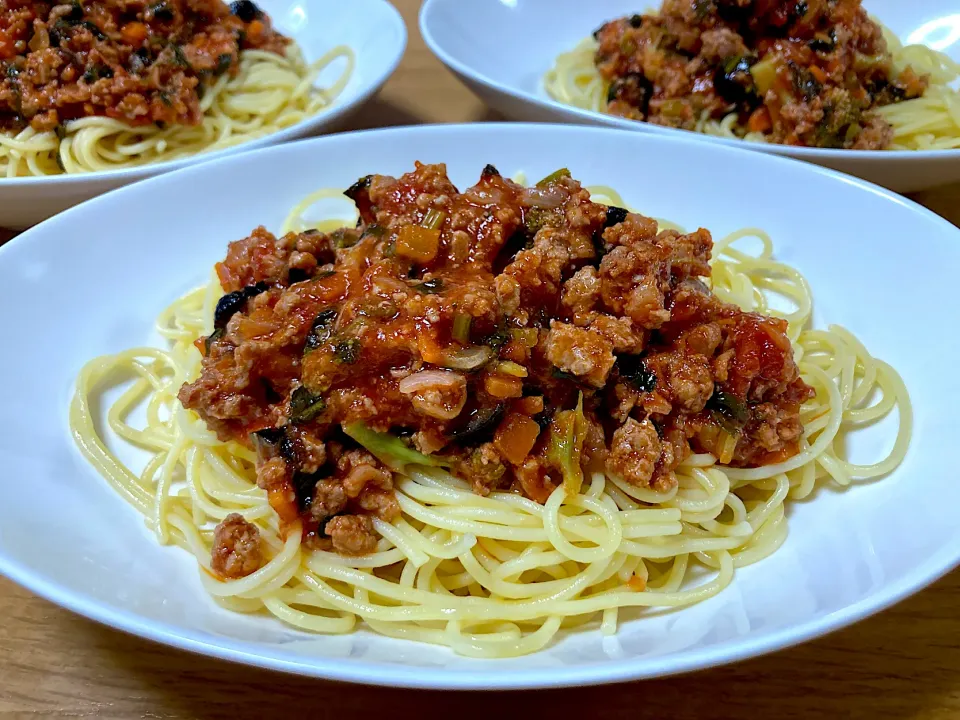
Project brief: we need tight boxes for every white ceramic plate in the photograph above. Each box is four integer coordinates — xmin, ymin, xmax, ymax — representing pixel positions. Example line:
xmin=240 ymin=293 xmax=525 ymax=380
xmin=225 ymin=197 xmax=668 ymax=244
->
xmin=0 ymin=0 xmax=405 ymax=229
xmin=421 ymin=0 xmax=960 ymax=193
xmin=0 ymin=123 xmax=957 ymax=689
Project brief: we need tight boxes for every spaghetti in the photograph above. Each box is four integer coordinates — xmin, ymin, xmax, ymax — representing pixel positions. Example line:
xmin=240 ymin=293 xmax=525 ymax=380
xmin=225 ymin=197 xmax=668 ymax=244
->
xmin=69 ymin=177 xmax=910 ymax=657
xmin=545 ymin=11 xmax=960 ymax=151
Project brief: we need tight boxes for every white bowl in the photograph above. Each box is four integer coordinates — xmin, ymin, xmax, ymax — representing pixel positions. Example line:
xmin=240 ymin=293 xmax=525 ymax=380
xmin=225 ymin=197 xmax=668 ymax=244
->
xmin=420 ymin=0 xmax=960 ymax=193
xmin=0 ymin=0 xmax=406 ymax=229
xmin=0 ymin=123 xmax=958 ymax=689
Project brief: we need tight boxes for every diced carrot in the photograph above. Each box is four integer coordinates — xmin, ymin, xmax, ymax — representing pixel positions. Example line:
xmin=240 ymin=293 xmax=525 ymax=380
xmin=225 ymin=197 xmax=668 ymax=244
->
xmin=747 ymin=107 xmax=772 ymax=133
xmin=247 ymin=19 xmax=265 ymax=43
xmin=193 ymin=336 xmax=207 ymax=356
xmin=808 ymin=64 xmax=827 ymax=84
xmin=396 ymin=225 xmax=440 ymax=262
xmin=121 ymin=21 xmax=148 ymax=46
xmin=627 ymin=575 xmax=647 ymax=592
xmin=484 ymin=374 xmax=523 ymax=399
xmin=512 ymin=395 xmax=544 ymax=416
xmin=268 ymin=485 xmax=299 ymax=524
xmin=494 ymin=413 xmax=540 ymax=465
xmin=416 ymin=331 xmax=445 ymax=365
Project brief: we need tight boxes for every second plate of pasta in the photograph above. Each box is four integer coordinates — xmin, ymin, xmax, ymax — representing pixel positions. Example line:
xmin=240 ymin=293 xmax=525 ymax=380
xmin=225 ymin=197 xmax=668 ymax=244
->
xmin=421 ymin=0 xmax=960 ymax=192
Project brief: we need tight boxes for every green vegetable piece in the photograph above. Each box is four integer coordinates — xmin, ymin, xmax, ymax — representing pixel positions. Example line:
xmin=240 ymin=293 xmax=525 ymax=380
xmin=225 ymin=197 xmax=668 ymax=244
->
xmin=414 ymin=278 xmax=444 ymax=294
xmin=343 ymin=421 xmax=448 ymax=472
xmin=706 ymin=390 xmax=750 ymax=434
xmin=204 ymin=327 xmax=224 ymax=355
xmin=535 ymin=168 xmax=571 ymax=188
xmin=304 ymin=308 xmax=338 ymax=353
xmin=485 ymin=330 xmax=510 ymax=351
xmin=452 ymin=313 xmax=472 ymax=344
xmin=289 ymin=386 xmax=326 ymax=424
xmin=334 ymin=338 xmax=361 ymax=364
xmin=547 ymin=392 xmax=587 ymax=496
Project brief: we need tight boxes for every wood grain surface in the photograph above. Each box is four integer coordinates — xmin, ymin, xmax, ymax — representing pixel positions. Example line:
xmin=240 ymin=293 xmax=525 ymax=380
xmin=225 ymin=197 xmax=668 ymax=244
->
xmin=2 ymin=1 xmax=959 ymax=717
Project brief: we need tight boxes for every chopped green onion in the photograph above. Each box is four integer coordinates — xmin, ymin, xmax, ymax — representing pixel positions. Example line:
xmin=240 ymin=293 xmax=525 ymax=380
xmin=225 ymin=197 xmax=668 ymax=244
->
xmin=536 ymin=168 xmax=571 ymax=188
xmin=452 ymin=313 xmax=472 ymax=344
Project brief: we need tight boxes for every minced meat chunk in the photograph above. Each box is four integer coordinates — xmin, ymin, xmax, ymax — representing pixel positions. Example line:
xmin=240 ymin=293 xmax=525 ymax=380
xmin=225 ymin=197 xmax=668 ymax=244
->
xmin=326 ymin=515 xmax=379 ymax=556
xmin=545 ymin=321 xmax=616 ymax=388
xmin=211 ymin=513 xmax=262 ymax=579
xmin=605 ymin=419 xmax=661 ymax=489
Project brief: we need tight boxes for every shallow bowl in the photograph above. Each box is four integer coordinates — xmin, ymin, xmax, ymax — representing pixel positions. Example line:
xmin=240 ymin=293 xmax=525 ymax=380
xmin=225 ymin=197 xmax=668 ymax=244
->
xmin=0 ymin=123 xmax=957 ymax=688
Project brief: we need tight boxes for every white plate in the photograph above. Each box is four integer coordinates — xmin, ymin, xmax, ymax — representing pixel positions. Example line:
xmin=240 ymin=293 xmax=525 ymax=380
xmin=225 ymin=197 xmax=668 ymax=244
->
xmin=420 ymin=0 xmax=960 ymax=193
xmin=0 ymin=123 xmax=957 ymax=689
xmin=0 ymin=0 xmax=406 ymax=229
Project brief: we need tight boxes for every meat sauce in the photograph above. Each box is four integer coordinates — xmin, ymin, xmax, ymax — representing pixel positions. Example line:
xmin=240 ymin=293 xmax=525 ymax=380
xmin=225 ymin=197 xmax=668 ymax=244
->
xmin=181 ymin=163 xmax=813 ymax=568
xmin=0 ymin=0 xmax=288 ymax=133
xmin=594 ymin=0 xmax=928 ymax=149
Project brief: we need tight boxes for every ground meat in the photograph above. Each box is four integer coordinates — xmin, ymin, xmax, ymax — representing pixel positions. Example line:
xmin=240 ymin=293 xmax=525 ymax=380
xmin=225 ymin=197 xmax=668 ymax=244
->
xmin=680 ymin=322 xmax=723 ymax=356
xmin=309 ymin=479 xmax=347 ymax=525
xmin=544 ymin=321 xmax=616 ymax=387
xmin=456 ymin=442 xmax=507 ymax=495
xmin=598 ymin=245 xmax=670 ymax=329
xmin=325 ymin=515 xmax=379 ymax=556
xmin=591 ymin=314 xmax=645 ymax=354
xmin=0 ymin=0 xmax=290 ymax=132
xmin=504 ymin=231 xmax=572 ymax=301
xmin=561 ymin=266 xmax=601 ymax=314
xmin=646 ymin=351 xmax=714 ymax=413
xmin=699 ymin=28 xmax=748 ymax=62
xmin=495 ymin=274 xmax=522 ymax=316
xmin=514 ymin=457 xmax=556 ymax=504
xmin=735 ymin=400 xmax=806 ymax=466
xmin=211 ymin=513 xmax=261 ymax=579
xmin=605 ymin=419 xmax=661 ymax=489
xmin=356 ymin=488 xmax=401 ymax=521
xmin=337 ymin=450 xmax=393 ymax=498
xmin=853 ymin=112 xmax=895 ymax=150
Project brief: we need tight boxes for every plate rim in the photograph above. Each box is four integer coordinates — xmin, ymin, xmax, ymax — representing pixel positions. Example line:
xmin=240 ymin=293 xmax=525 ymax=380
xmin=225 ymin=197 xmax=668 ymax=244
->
xmin=2 ymin=121 xmax=959 ymax=689
xmin=0 ymin=0 xmax=407 ymax=189
xmin=418 ymin=0 xmax=960 ymax=162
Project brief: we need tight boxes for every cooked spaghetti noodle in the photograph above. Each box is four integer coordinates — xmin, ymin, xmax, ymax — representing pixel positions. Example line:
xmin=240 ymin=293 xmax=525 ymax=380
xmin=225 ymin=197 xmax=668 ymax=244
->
xmin=0 ymin=44 xmax=353 ymax=177
xmin=69 ymin=175 xmax=910 ymax=657
xmin=545 ymin=9 xmax=960 ymax=151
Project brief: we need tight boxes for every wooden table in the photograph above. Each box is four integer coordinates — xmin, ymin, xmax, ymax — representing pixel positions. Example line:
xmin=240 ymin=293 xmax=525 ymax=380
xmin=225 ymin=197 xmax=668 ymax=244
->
xmin=3 ymin=1 xmax=960 ymax=717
